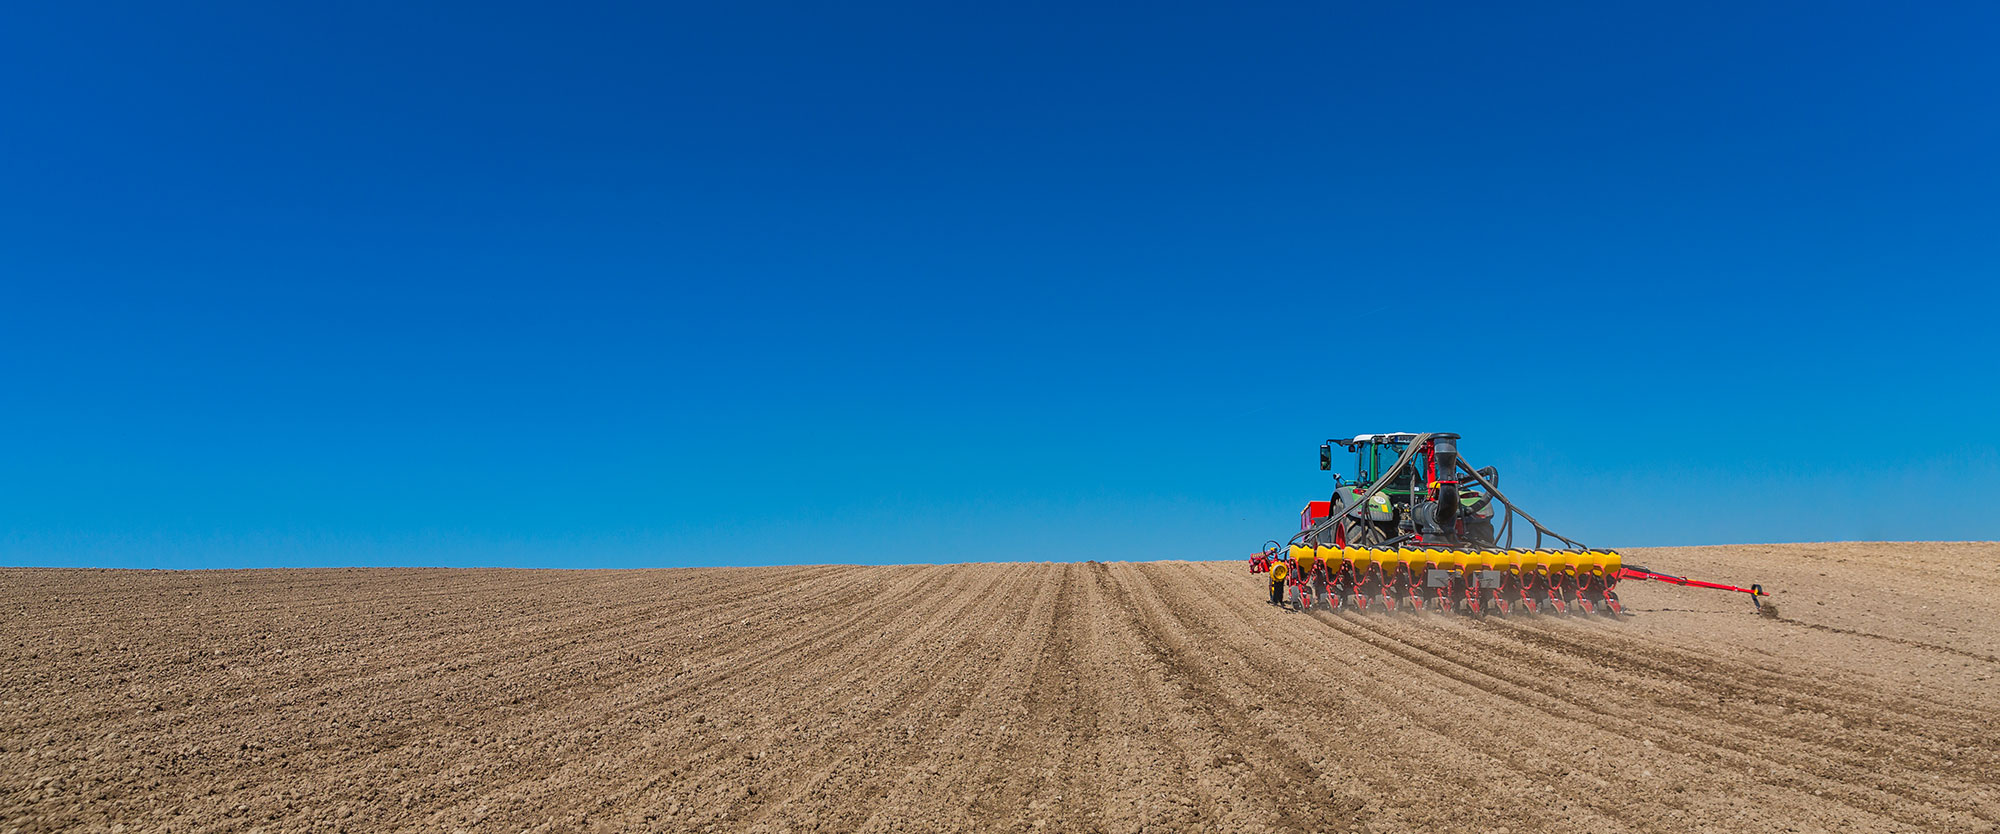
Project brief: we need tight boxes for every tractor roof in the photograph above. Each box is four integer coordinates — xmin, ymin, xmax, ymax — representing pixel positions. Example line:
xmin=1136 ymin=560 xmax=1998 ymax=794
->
xmin=1337 ymin=433 xmax=1419 ymax=444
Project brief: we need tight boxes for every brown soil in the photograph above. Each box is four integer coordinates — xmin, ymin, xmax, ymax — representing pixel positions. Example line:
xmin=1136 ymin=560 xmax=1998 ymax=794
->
xmin=4 ymin=542 xmax=1997 ymax=833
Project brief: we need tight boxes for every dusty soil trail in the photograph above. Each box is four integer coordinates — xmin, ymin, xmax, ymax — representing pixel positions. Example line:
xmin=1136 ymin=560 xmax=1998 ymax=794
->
xmin=3 ymin=542 xmax=1997 ymax=833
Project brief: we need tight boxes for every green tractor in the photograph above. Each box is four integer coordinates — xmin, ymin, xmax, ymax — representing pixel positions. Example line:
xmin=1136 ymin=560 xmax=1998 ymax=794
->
xmin=1309 ymin=432 xmax=1502 ymax=548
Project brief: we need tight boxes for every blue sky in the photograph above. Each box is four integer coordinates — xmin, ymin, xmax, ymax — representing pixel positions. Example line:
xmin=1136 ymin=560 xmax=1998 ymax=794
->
xmin=3 ymin=2 xmax=1996 ymax=568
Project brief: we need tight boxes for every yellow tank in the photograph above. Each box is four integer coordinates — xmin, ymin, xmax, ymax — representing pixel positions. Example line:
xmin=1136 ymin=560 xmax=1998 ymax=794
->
xmin=1375 ymin=547 xmax=1399 ymax=573
xmin=1461 ymin=550 xmax=1500 ymax=571
xmin=1428 ymin=549 xmax=1466 ymax=572
xmin=1471 ymin=549 xmax=1517 ymax=573
xmin=1545 ymin=549 xmax=1578 ymax=575
xmin=1560 ymin=544 xmax=1592 ymax=572
xmin=1349 ymin=547 xmax=1378 ymax=574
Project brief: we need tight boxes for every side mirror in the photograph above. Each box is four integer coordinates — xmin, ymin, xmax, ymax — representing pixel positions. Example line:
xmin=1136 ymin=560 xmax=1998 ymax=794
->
xmin=1319 ymin=443 xmax=1332 ymax=471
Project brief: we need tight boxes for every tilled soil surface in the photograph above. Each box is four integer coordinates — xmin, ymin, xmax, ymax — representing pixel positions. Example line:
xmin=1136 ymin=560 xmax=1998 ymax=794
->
xmin=4 ymin=542 xmax=1998 ymax=833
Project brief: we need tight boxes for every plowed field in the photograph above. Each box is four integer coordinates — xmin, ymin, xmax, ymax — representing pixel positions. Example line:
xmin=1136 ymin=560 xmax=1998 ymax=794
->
xmin=4 ymin=542 xmax=1997 ymax=833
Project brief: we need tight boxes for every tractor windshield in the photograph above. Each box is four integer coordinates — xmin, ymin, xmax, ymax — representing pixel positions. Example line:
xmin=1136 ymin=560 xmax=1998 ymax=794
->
xmin=1360 ymin=442 xmax=1408 ymax=487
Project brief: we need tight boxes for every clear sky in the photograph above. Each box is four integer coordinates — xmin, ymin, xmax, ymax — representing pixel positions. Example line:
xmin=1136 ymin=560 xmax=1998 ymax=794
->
xmin=4 ymin=2 xmax=1997 ymax=569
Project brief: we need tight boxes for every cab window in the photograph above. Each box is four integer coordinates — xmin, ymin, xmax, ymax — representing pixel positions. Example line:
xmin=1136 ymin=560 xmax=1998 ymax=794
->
xmin=1361 ymin=442 xmax=1406 ymax=485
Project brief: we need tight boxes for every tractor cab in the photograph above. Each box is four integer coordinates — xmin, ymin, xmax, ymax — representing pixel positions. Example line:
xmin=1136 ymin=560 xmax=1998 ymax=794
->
xmin=1357 ymin=439 xmax=1412 ymax=491
xmin=1315 ymin=432 xmax=1499 ymax=547
xmin=1321 ymin=433 xmax=1420 ymax=492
